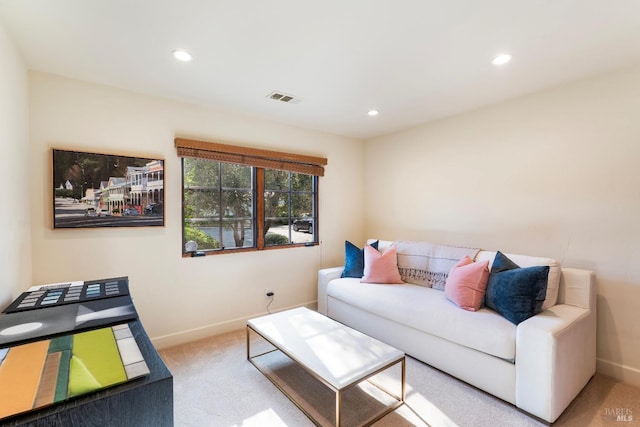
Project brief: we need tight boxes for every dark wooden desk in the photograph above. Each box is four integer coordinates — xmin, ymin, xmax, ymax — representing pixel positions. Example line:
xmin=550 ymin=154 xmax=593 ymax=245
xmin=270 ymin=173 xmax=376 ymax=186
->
xmin=2 ymin=321 xmax=173 ymax=427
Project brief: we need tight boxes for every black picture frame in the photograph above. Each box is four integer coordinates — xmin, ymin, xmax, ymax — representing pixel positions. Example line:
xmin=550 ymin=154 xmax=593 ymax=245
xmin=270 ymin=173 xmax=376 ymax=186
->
xmin=52 ymin=148 xmax=165 ymax=228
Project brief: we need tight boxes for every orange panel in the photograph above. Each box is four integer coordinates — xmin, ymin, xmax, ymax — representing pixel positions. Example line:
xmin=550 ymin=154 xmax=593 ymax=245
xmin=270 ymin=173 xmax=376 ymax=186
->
xmin=0 ymin=340 xmax=50 ymax=419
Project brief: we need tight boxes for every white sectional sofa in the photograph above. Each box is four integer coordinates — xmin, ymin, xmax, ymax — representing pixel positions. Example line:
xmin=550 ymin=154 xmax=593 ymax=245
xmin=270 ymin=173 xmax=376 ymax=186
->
xmin=317 ymin=240 xmax=596 ymax=423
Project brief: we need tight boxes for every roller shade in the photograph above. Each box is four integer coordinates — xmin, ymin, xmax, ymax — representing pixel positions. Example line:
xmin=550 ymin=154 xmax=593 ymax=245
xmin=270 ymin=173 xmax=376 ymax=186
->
xmin=175 ymin=138 xmax=327 ymax=176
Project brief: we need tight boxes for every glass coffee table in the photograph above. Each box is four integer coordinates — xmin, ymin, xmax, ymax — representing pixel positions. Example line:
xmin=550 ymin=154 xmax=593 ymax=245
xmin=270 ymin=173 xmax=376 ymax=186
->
xmin=247 ymin=307 xmax=405 ymax=426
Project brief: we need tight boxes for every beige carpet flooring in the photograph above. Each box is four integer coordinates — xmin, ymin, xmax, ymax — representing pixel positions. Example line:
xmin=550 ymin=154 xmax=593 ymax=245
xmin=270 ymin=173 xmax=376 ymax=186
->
xmin=159 ymin=329 xmax=640 ymax=427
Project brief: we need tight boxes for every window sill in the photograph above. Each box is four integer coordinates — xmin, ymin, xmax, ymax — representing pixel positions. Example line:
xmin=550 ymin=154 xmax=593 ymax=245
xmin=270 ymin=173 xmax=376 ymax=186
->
xmin=181 ymin=242 xmax=318 ymax=258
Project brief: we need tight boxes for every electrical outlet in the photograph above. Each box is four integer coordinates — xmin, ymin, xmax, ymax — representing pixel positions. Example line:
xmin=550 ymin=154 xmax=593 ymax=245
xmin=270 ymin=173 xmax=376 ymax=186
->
xmin=265 ymin=289 xmax=274 ymax=299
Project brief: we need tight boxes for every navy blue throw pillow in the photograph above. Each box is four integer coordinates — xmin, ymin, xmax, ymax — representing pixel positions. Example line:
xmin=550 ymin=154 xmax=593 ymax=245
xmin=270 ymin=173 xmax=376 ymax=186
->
xmin=341 ymin=240 xmax=379 ymax=278
xmin=485 ymin=251 xmax=549 ymax=325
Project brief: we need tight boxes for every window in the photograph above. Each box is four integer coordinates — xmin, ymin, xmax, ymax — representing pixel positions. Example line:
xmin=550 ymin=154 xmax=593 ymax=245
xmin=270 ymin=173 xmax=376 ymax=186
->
xmin=264 ymin=169 xmax=316 ymax=246
xmin=183 ymin=159 xmax=254 ymax=250
xmin=177 ymin=138 xmax=326 ymax=255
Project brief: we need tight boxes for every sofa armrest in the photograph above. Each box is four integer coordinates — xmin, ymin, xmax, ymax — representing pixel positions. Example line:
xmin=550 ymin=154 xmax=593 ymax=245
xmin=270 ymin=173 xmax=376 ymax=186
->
xmin=318 ymin=267 xmax=344 ymax=315
xmin=557 ymin=268 xmax=595 ymax=309
xmin=515 ymin=296 xmax=596 ymax=422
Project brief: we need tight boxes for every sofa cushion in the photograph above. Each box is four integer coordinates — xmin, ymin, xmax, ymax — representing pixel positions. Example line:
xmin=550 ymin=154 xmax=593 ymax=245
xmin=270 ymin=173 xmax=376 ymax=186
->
xmin=388 ymin=240 xmax=481 ymax=289
xmin=341 ymin=240 xmax=379 ymax=278
xmin=485 ymin=252 xmax=549 ymax=325
xmin=475 ymin=250 xmax=560 ymax=310
xmin=445 ymin=256 xmax=489 ymax=311
xmin=361 ymin=244 xmax=403 ymax=284
xmin=326 ymin=278 xmax=516 ymax=361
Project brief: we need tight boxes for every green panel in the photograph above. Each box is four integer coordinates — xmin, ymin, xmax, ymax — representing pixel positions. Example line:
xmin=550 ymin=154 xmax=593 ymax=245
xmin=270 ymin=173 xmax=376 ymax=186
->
xmin=67 ymin=355 xmax=102 ymax=398
xmin=72 ymin=327 xmax=127 ymax=388
xmin=48 ymin=335 xmax=74 ymax=402
xmin=54 ymin=349 xmax=71 ymax=402
xmin=48 ymin=335 xmax=72 ymax=353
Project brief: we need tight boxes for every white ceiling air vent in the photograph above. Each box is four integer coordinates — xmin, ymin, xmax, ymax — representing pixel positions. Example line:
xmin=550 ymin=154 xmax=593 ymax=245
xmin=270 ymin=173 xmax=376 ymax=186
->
xmin=267 ymin=91 xmax=301 ymax=104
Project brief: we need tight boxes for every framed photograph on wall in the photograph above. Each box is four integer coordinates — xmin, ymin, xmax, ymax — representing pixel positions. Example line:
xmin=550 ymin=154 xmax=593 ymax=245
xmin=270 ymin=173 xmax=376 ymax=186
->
xmin=52 ymin=148 xmax=165 ymax=229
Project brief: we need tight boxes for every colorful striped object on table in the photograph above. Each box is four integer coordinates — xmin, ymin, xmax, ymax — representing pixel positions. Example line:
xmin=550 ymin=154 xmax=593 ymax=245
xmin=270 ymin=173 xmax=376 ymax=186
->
xmin=0 ymin=324 xmax=149 ymax=420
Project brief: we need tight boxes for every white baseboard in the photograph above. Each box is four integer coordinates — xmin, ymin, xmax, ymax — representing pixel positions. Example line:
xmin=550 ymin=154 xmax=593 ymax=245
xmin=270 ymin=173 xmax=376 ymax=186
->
xmin=151 ymin=301 xmax=317 ymax=350
xmin=597 ymin=358 xmax=640 ymax=389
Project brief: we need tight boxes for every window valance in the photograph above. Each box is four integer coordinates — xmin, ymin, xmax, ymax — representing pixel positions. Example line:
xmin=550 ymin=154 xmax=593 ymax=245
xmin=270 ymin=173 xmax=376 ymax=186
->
xmin=175 ymin=138 xmax=327 ymax=176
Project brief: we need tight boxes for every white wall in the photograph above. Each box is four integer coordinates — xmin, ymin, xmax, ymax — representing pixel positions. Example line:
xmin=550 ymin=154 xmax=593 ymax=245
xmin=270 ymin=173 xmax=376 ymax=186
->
xmin=364 ymin=62 xmax=640 ymax=387
xmin=29 ymin=72 xmax=365 ymax=348
xmin=0 ymin=18 xmax=30 ymax=307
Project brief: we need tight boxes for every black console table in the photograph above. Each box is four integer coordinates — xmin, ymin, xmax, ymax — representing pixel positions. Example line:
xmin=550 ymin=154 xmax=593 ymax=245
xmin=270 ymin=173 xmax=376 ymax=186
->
xmin=2 ymin=320 xmax=173 ymax=427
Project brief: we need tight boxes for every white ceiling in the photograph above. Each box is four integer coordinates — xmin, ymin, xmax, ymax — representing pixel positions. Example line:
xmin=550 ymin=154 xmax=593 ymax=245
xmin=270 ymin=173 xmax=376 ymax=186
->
xmin=2 ymin=0 xmax=640 ymax=139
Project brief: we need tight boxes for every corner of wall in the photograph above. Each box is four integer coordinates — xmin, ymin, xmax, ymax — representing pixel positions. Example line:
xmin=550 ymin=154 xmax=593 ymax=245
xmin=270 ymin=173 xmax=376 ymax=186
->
xmin=0 ymin=17 xmax=31 ymax=307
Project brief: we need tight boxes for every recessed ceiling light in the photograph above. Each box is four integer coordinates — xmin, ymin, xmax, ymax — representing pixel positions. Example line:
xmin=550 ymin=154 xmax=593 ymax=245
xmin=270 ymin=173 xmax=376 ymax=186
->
xmin=368 ymin=109 xmax=379 ymax=116
xmin=172 ymin=49 xmax=193 ymax=62
xmin=492 ymin=54 xmax=512 ymax=66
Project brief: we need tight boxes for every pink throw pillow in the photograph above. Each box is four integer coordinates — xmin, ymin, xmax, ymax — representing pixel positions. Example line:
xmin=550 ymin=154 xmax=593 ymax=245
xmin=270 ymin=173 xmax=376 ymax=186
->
xmin=361 ymin=244 xmax=403 ymax=284
xmin=445 ymin=255 xmax=489 ymax=311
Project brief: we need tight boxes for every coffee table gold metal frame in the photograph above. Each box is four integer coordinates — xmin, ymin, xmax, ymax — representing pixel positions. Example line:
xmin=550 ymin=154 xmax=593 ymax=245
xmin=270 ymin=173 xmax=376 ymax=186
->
xmin=247 ymin=309 xmax=405 ymax=427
